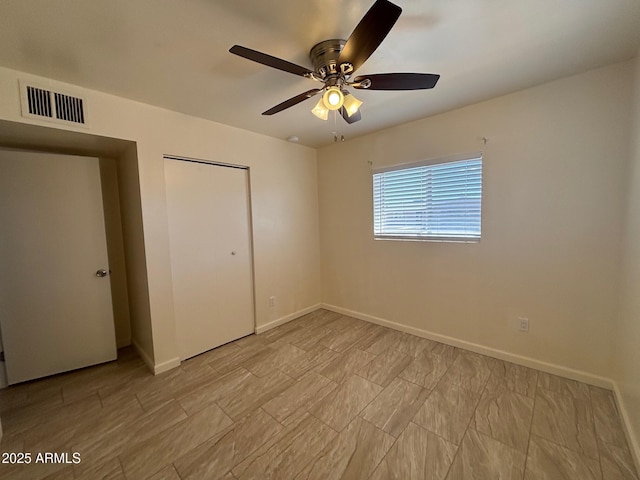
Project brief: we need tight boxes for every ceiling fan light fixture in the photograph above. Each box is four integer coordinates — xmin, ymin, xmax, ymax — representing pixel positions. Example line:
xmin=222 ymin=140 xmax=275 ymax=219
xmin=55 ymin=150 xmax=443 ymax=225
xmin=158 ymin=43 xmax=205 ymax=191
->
xmin=323 ymin=86 xmax=344 ymax=110
xmin=311 ymin=97 xmax=329 ymax=120
xmin=342 ymin=92 xmax=363 ymax=117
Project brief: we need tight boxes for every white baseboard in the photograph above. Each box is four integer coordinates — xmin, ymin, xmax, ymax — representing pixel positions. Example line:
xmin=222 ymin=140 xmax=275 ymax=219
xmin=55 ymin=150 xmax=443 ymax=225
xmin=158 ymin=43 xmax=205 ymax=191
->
xmin=141 ymin=303 xmax=322 ymax=374
xmin=0 ymin=362 xmax=7 ymax=389
xmin=321 ymin=305 xmax=640 ymax=471
xmin=321 ymin=303 xmax=613 ymax=389
xmin=132 ymin=339 xmax=154 ymax=373
xmin=131 ymin=339 xmax=181 ymax=375
xmin=611 ymin=382 xmax=640 ymax=475
xmin=153 ymin=356 xmax=181 ymax=375
xmin=255 ymin=303 xmax=322 ymax=334
xmin=293 ymin=302 xmax=639 ymax=470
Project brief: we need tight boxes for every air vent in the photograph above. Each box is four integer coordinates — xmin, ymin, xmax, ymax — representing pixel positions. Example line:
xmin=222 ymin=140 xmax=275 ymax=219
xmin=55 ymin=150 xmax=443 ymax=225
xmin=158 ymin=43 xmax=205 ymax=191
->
xmin=20 ymin=79 xmax=88 ymax=127
xmin=26 ymin=86 xmax=53 ymax=118
xmin=54 ymin=92 xmax=85 ymax=124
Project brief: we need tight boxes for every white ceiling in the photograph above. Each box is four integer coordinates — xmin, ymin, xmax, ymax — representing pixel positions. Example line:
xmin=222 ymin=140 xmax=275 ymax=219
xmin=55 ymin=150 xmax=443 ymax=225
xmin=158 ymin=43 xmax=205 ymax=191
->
xmin=0 ymin=0 xmax=639 ymax=148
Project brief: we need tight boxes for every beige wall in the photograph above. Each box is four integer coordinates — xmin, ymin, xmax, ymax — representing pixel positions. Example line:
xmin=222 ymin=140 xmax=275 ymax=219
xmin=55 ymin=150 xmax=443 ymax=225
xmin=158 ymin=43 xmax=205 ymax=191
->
xmin=0 ymin=50 xmax=638 ymax=462
xmin=115 ymin=145 xmax=154 ymax=359
xmin=99 ymin=157 xmax=132 ymax=348
xmin=614 ymin=52 xmax=640 ymax=464
xmin=318 ymin=60 xmax=634 ymax=379
xmin=0 ymin=66 xmax=321 ymax=370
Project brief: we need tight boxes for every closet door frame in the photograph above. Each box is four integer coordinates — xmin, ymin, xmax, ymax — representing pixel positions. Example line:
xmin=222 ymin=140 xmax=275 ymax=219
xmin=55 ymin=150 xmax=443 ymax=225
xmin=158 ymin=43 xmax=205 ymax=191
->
xmin=164 ymin=155 xmax=256 ymax=360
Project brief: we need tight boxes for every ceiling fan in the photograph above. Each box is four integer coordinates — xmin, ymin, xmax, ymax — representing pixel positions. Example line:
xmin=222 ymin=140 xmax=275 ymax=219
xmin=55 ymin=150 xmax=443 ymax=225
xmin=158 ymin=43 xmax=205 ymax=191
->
xmin=229 ymin=0 xmax=440 ymax=124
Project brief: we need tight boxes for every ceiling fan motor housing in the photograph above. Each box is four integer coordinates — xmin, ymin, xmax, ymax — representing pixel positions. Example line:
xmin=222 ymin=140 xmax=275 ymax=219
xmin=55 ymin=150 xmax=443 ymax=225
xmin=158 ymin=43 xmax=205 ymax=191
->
xmin=310 ymin=39 xmax=351 ymax=80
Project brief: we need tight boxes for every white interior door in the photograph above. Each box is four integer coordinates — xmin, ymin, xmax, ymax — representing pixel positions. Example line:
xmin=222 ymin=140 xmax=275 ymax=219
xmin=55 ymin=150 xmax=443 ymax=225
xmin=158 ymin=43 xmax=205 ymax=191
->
xmin=0 ymin=150 xmax=117 ymax=385
xmin=165 ymin=158 xmax=254 ymax=360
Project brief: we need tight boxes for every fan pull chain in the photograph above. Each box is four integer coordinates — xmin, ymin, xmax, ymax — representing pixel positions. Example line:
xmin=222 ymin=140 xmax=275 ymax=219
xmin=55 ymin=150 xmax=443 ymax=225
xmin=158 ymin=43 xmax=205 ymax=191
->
xmin=331 ymin=111 xmax=346 ymax=142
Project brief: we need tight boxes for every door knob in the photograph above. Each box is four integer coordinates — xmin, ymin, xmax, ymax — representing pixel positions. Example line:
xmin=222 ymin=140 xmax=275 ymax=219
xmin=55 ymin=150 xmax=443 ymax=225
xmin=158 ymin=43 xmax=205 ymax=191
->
xmin=95 ymin=269 xmax=110 ymax=277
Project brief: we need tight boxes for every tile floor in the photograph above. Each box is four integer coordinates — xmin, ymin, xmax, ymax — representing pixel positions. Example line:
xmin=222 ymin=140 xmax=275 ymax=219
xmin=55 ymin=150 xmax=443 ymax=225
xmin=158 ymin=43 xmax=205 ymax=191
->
xmin=0 ymin=309 xmax=637 ymax=479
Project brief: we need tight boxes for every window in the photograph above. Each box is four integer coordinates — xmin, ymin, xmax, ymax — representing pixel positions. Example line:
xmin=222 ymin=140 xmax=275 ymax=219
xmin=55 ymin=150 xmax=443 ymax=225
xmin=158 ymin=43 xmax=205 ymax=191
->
xmin=373 ymin=154 xmax=482 ymax=241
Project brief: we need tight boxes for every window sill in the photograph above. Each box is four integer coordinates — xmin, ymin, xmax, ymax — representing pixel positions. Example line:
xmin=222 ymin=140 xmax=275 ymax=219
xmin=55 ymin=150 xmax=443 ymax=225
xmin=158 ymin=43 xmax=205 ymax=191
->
xmin=374 ymin=235 xmax=480 ymax=244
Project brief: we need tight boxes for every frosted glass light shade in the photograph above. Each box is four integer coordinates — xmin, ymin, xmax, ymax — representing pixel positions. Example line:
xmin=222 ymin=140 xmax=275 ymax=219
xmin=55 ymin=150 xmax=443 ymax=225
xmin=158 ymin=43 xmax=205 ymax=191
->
xmin=342 ymin=93 xmax=363 ymax=117
xmin=311 ymin=97 xmax=329 ymax=120
xmin=322 ymin=87 xmax=344 ymax=110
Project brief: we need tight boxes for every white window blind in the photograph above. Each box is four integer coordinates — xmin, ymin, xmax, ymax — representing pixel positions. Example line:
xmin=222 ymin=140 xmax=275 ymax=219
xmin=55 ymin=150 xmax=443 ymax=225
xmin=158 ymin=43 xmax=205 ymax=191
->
xmin=373 ymin=156 xmax=482 ymax=241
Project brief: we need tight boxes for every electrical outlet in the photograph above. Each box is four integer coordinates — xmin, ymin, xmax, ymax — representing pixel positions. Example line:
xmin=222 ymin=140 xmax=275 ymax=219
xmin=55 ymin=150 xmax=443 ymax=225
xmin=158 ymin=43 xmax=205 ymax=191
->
xmin=518 ymin=317 xmax=529 ymax=332
xmin=269 ymin=296 xmax=276 ymax=308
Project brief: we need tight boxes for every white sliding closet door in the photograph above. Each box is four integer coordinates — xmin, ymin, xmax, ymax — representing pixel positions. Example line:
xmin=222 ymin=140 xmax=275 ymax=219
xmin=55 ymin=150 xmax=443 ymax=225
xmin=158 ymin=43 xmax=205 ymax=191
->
xmin=164 ymin=158 xmax=254 ymax=360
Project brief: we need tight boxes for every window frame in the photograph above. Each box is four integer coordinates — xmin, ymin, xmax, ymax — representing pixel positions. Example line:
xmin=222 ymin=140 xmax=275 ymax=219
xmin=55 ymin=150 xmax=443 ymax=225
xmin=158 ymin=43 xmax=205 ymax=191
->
xmin=372 ymin=152 xmax=483 ymax=243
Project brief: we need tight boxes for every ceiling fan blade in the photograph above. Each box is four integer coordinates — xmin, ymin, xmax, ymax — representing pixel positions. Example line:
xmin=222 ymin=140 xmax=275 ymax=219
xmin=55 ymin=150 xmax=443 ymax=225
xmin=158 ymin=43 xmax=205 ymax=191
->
xmin=337 ymin=0 xmax=402 ymax=73
xmin=353 ymin=73 xmax=440 ymax=90
xmin=340 ymin=107 xmax=361 ymax=124
xmin=262 ymin=89 xmax=321 ymax=115
xmin=230 ymin=45 xmax=313 ymax=77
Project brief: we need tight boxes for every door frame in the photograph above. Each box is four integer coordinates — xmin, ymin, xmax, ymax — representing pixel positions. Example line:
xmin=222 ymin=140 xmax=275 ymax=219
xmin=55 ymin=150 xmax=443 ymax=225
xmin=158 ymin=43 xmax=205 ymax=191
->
xmin=0 ymin=129 xmax=141 ymax=386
